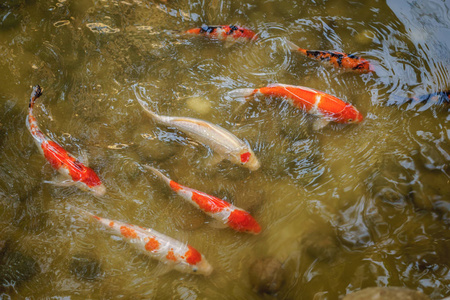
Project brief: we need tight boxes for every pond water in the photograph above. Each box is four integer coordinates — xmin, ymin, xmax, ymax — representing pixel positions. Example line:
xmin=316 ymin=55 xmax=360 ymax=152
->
xmin=0 ymin=0 xmax=449 ymax=299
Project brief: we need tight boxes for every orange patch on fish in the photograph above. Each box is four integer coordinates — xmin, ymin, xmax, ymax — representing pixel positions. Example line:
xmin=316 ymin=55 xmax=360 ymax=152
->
xmin=166 ymin=249 xmax=177 ymax=262
xmin=240 ymin=152 xmax=251 ymax=163
xmin=145 ymin=238 xmax=160 ymax=252
xmin=227 ymin=210 xmax=261 ymax=234
xmin=109 ymin=221 xmax=114 ymax=227
xmin=120 ymin=226 xmax=137 ymax=239
xmin=185 ymin=245 xmax=202 ymax=265
xmin=191 ymin=191 xmax=230 ymax=213
xmin=169 ymin=180 xmax=183 ymax=192
xmin=93 ymin=215 xmax=101 ymax=221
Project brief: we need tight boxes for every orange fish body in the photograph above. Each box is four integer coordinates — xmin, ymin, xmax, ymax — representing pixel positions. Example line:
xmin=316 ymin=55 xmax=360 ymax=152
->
xmin=287 ymin=41 xmax=373 ymax=73
xmin=26 ymin=86 xmax=106 ymax=197
xmin=229 ymin=84 xmax=363 ymax=128
xmin=185 ymin=25 xmax=257 ymax=42
xmin=145 ymin=166 xmax=261 ymax=234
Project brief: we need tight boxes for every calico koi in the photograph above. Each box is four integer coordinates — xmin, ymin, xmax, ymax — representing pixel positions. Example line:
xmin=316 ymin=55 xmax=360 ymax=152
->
xmin=229 ymin=83 xmax=363 ymax=129
xmin=287 ymin=41 xmax=374 ymax=73
xmin=144 ymin=165 xmax=261 ymax=234
xmin=26 ymin=85 xmax=106 ymax=197
xmin=136 ymin=96 xmax=260 ymax=170
xmin=78 ymin=208 xmax=213 ymax=275
xmin=185 ymin=24 xmax=258 ymax=42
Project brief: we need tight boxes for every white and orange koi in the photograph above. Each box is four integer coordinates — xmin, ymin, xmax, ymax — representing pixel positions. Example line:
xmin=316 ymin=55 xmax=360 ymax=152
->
xmin=145 ymin=165 xmax=261 ymax=234
xmin=78 ymin=208 xmax=213 ymax=275
xmin=229 ymin=83 xmax=363 ymax=130
xmin=26 ymin=85 xmax=106 ymax=197
xmin=136 ymin=96 xmax=260 ymax=171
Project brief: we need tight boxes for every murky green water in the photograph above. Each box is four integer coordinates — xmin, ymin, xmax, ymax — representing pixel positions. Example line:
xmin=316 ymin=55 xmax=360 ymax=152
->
xmin=0 ymin=0 xmax=449 ymax=298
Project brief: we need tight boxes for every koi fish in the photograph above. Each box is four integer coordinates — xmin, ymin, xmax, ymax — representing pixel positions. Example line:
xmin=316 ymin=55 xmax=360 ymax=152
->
xmin=287 ymin=41 xmax=374 ymax=73
xmin=136 ymin=96 xmax=260 ymax=171
xmin=185 ymin=24 xmax=258 ymax=42
xmin=144 ymin=165 xmax=261 ymax=234
xmin=229 ymin=83 xmax=363 ymax=130
xmin=26 ymin=85 xmax=106 ymax=197
xmin=77 ymin=208 xmax=213 ymax=275
xmin=387 ymin=90 xmax=450 ymax=109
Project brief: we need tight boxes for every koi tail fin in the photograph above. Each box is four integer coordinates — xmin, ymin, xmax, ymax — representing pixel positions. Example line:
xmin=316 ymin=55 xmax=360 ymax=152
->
xmin=143 ymin=165 xmax=172 ymax=187
xmin=135 ymin=95 xmax=162 ymax=122
xmin=286 ymin=40 xmax=307 ymax=55
xmin=227 ymin=88 xmax=257 ymax=101
xmin=68 ymin=205 xmax=99 ymax=222
xmin=29 ymin=85 xmax=43 ymax=109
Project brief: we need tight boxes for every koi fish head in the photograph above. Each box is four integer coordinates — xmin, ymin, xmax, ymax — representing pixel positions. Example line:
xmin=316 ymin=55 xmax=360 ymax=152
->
xmin=227 ymin=209 xmax=262 ymax=234
xmin=88 ymin=182 xmax=107 ymax=197
xmin=238 ymin=149 xmax=260 ymax=171
xmin=189 ymin=258 xmax=213 ymax=276
xmin=174 ymin=245 xmax=213 ymax=276
xmin=336 ymin=104 xmax=364 ymax=124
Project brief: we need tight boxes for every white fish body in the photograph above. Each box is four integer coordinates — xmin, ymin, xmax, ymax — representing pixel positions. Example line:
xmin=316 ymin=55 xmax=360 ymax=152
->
xmin=80 ymin=209 xmax=213 ymax=276
xmin=136 ymin=97 xmax=260 ymax=170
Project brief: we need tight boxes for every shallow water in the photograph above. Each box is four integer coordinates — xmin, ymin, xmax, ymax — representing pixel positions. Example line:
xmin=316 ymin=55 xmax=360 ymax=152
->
xmin=0 ymin=0 xmax=449 ymax=299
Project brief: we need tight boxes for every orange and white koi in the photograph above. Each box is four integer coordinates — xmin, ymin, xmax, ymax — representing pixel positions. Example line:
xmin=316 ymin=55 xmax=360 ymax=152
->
xmin=78 ymin=208 xmax=213 ymax=275
xmin=136 ymin=96 xmax=260 ymax=170
xmin=26 ymin=86 xmax=106 ymax=197
xmin=145 ymin=166 xmax=261 ymax=234
xmin=229 ymin=83 xmax=363 ymax=129
xmin=185 ymin=25 xmax=258 ymax=42
xmin=287 ymin=41 xmax=374 ymax=73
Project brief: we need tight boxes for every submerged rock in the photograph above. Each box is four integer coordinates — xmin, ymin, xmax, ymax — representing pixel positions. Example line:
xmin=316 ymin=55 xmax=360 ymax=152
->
xmin=342 ymin=287 xmax=430 ymax=300
xmin=248 ymin=257 xmax=285 ymax=295
xmin=69 ymin=253 xmax=102 ymax=281
xmin=0 ymin=242 xmax=41 ymax=288
xmin=301 ymin=231 xmax=340 ymax=262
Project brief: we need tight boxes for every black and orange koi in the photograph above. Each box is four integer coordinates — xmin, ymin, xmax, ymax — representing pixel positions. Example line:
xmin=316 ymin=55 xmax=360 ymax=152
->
xmin=287 ymin=41 xmax=374 ymax=73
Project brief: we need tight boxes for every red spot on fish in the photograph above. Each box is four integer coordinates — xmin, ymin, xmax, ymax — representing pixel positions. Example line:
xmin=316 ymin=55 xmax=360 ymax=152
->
xmin=169 ymin=180 xmax=183 ymax=192
xmin=227 ymin=209 xmax=261 ymax=234
xmin=93 ymin=215 xmax=101 ymax=221
xmin=120 ymin=226 xmax=137 ymax=239
xmin=41 ymin=141 xmax=103 ymax=188
xmin=166 ymin=249 xmax=177 ymax=262
xmin=191 ymin=191 xmax=230 ymax=213
xmin=109 ymin=222 xmax=114 ymax=227
xmin=145 ymin=238 xmax=160 ymax=252
xmin=184 ymin=245 xmax=202 ymax=265
xmin=240 ymin=152 xmax=251 ymax=163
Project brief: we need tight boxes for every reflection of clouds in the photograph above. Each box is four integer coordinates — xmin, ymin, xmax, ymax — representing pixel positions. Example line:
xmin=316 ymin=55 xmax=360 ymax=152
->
xmin=86 ymin=23 xmax=120 ymax=34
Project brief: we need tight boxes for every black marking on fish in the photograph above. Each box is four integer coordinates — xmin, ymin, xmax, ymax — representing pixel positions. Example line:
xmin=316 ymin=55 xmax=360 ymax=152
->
xmin=227 ymin=25 xmax=239 ymax=35
xmin=29 ymin=85 xmax=42 ymax=108
xmin=200 ymin=24 xmax=216 ymax=34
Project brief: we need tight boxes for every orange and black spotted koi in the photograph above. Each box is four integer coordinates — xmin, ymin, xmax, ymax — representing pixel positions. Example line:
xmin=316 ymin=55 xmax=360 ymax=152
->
xmin=26 ymin=85 xmax=106 ymax=197
xmin=287 ymin=41 xmax=374 ymax=73
xmin=77 ymin=208 xmax=213 ymax=275
xmin=185 ymin=24 xmax=258 ymax=42
xmin=145 ymin=166 xmax=261 ymax=235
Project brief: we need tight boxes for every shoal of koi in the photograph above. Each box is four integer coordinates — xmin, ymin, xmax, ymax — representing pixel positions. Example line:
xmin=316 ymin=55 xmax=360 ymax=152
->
xmin=27 ymin=24 xmax=447 ymax=277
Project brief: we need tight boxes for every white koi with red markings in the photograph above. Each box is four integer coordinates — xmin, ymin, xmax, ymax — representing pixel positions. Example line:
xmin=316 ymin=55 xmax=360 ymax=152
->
xmin=145 ymin=165 xmax=261 ymax=234
xmin=77 ymin=208 xmax=213 ymax=276
xmin=26 ymin=85 xmax=106 ymax=197
xmin=136 ymin=95 xmax=259 ymax=170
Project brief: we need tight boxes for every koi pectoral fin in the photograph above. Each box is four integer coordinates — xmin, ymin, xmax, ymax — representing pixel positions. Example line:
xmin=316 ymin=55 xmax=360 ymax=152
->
xmin=208 ymin=219 xmax=228 ymax=229
xmin=78 ymin=150 xmax=89 ymax=166
xmin=312 ymin=118 xmax=330 ymax=131
xmin=44 ymin=176 xmax=77 ymax=187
